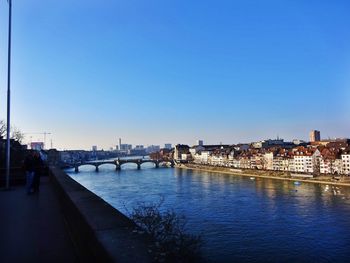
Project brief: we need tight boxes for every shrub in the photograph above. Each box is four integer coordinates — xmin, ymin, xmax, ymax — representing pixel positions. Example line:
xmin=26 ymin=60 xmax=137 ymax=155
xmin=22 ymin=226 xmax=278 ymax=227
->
xmin=129 ymin=198 xmax=202 ymax=262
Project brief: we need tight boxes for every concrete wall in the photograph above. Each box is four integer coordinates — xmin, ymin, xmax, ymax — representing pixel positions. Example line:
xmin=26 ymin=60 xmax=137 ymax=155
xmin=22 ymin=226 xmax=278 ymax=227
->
xmin=0 ymin=167 xmax=25 ymax=186
xmin=49 ymin=167 xmax=153 ymax=263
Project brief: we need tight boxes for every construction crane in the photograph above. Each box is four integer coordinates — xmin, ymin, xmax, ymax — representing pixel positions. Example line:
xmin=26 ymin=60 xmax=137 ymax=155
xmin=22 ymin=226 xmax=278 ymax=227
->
xmin=23 ymin=132 xmax=52 ymax=149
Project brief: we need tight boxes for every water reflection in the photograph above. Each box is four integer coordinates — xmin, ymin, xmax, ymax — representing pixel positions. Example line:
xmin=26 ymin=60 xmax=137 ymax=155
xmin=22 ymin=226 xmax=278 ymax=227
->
xmin=98 ymin=163 xmax=115 ymax=171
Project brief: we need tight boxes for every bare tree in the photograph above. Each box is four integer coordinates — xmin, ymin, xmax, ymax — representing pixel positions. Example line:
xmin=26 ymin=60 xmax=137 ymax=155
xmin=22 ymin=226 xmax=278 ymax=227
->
xmin=0 ymin=120 xmax=6 ymax=139
xmin=129 ymin=198 xmax=202 ymax=262
xmin=313 ymin=157 xmax=321 ymax=177
xmin=11 ymin=126 xmax=24 ymax=144
xmin=0 ymin=120 xmax=24 ymax=143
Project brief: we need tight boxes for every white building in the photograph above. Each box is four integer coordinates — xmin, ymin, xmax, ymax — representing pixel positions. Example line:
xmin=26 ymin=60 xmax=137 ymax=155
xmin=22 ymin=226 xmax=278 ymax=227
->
xmin=209 ymin=154 xmax=228 ymax=166
xmin=342 ymin=154 xmax=350 ymax=175
xmin=293 ymin=149 xmax=321 ymax=173
xmin=181 ymin=153 xmax=192 ymax=161
xmin=239 ymin=157 xmax=251 ymax=169
xmin=192 ymin=151 xmax=211 ymax=164
xmin=200 ymin=151 xmax=211 ymax=164
xmin=228 ymin=155 xmax=240 ymax=167
xmin=285 ymin=158 xmax=295 ymax=172
xmin=272 ymin=156 xmax=283 ymax=171
xmin=264 ymin=152 xmax=274 ymax=170
xmin=193 ymin=153 xmax=202 ymax=164
xmin=294 ymin=155 xmax=313 ymax=173
xmin=334 ymin=159 xmax=343 ymax=174
xmin=189 ymin=145 xmax=205 ymax=157
xmin=320 ymin=158 xmax=342 ymax=174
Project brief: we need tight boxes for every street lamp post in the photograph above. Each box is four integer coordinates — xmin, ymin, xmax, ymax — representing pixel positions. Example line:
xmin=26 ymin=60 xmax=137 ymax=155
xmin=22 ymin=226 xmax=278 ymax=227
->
xmin=5 ymin=0 xmax=12 ymax=189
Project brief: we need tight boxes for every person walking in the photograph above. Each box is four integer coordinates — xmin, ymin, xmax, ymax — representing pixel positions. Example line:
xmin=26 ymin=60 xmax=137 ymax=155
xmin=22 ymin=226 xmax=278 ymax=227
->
xmin=32 ymin=151 xmax=43 ymax=193
xmin=23 ymin=151 xmax=35 ymax=194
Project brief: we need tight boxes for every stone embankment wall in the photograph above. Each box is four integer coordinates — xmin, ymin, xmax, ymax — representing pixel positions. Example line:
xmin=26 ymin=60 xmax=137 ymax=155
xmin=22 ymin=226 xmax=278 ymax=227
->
xmin=179 ymin=163 xmax=350 ymax=187
xmin=49 ymin=166 xmax=153 ymax=263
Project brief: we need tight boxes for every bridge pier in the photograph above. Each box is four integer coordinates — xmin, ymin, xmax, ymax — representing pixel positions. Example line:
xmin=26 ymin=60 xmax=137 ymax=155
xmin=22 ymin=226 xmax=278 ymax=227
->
xmin=155 ymin=161 xmax=159 ymax=168
xmin=95 ymin=165 xmax=99 ymax=172
xmin=74 ymin=166 xmax=79 ymax=173
xmin=115 ymin=164 xmax=121 ymax=171
xmin=137 ymin=163 xmax=141 ymax=170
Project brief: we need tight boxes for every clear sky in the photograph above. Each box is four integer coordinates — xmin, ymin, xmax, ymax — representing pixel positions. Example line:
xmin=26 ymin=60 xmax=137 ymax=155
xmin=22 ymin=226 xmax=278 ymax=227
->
xmin=0 ymin=0 xmax=349 ymax=150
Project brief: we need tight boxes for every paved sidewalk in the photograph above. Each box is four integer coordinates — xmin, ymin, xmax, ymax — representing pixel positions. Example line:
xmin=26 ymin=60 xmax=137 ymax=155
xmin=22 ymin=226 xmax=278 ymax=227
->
xmin=0 ymin=176 xmax=78 ymax=263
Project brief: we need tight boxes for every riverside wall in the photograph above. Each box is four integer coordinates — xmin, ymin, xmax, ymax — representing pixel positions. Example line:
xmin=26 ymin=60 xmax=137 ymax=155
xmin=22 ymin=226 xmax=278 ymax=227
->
xmin=49 ymin=166 xmax=154 ymax=263
xmin=178 ymin=163 xmax=350 ymax=187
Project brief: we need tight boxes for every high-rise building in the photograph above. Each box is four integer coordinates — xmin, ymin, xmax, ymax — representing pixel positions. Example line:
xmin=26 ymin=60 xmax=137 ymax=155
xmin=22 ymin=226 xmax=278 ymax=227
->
xmin=92 ymin=145 xmax=97 ymax=151
xmin=309 ymin=130 xmax=321 ymax=142
xmin=131 ymin=145 xmax=146 ymax=156
xmin=197 ymin=140 xmax=204 ymax=146
xmin=31 ymin=142 xmax=44 ymax=151
xmin=146 ymin=145 xmax=160 ymax=153
xmin=120 ymin=144 xmax=132 ymax=151
xmin=164 ymin=143 xmax=172 ymax=149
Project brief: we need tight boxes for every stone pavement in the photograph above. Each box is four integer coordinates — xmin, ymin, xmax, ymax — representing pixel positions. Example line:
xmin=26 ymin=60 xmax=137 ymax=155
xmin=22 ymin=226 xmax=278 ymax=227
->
xmin=0 ymin=176 xmax=78 ymax=263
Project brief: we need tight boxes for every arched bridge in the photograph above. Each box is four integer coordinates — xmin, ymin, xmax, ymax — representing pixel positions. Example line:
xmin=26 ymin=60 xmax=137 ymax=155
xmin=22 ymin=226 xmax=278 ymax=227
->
xmin=73 ymin=158 xmax=175 ymax=172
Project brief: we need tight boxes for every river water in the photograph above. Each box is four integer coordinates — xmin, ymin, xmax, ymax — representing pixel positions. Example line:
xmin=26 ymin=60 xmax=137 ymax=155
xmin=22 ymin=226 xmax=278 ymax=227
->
xmin=67 ymin=163 xmax=350 ymax=262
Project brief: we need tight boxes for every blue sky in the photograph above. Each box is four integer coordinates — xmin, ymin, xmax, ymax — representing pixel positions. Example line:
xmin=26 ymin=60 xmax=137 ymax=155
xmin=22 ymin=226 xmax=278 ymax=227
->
xmin=0 ymin=0 xmax=349 ymax=150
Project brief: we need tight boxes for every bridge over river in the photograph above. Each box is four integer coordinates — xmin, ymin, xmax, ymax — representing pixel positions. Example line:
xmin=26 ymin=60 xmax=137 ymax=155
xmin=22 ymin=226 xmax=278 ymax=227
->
xmin=73 ymin=158 xmax=175 ymax=172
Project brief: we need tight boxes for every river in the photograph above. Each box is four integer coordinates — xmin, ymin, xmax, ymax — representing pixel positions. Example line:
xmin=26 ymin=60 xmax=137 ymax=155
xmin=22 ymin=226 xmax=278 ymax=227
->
xmin=67 ymin=163 xmax=350 ymax=262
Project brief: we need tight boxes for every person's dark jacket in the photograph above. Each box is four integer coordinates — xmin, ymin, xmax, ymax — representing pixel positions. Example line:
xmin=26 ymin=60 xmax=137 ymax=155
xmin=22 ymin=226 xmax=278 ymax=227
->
xmin=33 ymin=155 xmax=43 ymax=175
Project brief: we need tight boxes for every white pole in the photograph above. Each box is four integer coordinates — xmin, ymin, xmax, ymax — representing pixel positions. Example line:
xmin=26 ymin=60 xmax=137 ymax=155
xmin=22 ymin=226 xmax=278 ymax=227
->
xmin=5 ymin=0 xmax=12 ymax=189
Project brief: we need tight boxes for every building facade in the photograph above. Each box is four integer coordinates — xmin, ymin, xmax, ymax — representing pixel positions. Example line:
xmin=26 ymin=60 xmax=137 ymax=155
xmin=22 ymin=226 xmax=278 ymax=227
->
xmin=309 ymin=130 xmax=321 ymax=142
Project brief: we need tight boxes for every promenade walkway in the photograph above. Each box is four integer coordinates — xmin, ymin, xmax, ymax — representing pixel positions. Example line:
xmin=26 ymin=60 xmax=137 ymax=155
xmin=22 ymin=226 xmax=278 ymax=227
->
xmin=0 ymin=176 xmax=78 ymax=262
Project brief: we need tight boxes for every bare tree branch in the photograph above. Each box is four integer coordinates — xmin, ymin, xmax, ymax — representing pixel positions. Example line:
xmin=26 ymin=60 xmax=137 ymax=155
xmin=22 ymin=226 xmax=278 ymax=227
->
xmin=11 ymin=126 xmax=24 ymax=144
xmin=0 ymin=120 xmax=6 ymax=138
xmin=129 ymin=198 xmax=202 ymax=262
xmin=0 ymin=120 xmax=24 ymax=144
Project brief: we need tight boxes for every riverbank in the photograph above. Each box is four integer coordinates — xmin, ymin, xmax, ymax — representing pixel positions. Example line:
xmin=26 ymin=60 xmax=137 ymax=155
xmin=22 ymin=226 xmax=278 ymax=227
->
xmin=177 ymin=163 xmax=350 ymax=187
